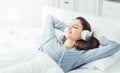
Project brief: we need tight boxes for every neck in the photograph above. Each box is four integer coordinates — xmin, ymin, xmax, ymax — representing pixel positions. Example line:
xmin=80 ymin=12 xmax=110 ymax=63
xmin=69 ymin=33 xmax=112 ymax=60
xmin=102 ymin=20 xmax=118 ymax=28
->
xmin=64 ymin=39 xmax=75 ymax=48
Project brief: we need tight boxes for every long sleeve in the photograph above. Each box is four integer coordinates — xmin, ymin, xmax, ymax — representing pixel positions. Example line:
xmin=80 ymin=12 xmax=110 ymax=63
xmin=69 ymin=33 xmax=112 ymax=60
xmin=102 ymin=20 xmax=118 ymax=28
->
xmin=43 ymin=15 xmax=66 ymax=42
xmin=38 ymin=15 xmax=67 ymax=63
xmin=83 ymin=37 xmax=120 ymax=63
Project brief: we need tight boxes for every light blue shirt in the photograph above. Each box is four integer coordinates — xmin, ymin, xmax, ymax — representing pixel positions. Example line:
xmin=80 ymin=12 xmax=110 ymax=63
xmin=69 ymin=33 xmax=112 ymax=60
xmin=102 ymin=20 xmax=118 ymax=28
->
xmin=39 ymin=15 xmax=120 ymax=73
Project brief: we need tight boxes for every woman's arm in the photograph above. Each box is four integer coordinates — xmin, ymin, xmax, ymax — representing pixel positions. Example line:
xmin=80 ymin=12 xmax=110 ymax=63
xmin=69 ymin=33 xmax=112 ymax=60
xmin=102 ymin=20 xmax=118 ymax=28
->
xmin=83 ymin=37 xmax=120 ymax=63
xmin=43 ymin=15 xmax=66 ymax=42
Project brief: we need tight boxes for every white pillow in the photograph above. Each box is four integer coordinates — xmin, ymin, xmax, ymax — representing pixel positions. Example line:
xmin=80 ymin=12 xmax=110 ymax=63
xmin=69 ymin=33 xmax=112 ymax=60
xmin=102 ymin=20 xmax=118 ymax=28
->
xmin=93 ymin=47 xmax=120 ymax=71
xmin=80 ymin=47 xmax=120 ymax=71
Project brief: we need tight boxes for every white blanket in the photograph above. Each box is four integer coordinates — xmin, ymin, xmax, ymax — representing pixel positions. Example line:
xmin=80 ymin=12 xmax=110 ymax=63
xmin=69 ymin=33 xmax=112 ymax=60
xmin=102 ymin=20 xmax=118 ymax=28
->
xmin=0 ymin=48 xmax=63 ymax=73
xmin=0 ymin=27 xmax=64 ymax=73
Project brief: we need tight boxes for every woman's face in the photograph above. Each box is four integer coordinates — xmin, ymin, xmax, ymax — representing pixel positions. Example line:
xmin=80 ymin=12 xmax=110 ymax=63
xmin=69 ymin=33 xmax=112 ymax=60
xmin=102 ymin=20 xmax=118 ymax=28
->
xmin=64 ymin=19 xmax=83 ymax=40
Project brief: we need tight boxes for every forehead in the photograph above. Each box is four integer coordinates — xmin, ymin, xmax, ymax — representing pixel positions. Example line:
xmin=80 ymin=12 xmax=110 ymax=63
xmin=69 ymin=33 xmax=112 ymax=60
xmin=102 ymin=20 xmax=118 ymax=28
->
xmin=71 ymin=19 xmax=81 ymax=24
xmin=71 ymin=19 xmax=82 ymax=26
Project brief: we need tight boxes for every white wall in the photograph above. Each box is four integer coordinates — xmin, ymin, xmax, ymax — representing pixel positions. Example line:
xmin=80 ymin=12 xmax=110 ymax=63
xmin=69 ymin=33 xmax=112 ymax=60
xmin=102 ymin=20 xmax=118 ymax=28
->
xmin=75 ymin=0 xmax=103 ymax=16
xmin=0 ymin=0 xmax=54 ymax=27
xmin=102 ymin=0 xmax=120 ymax=21
xmin=58 ymin=0 xmax=103 ymax=16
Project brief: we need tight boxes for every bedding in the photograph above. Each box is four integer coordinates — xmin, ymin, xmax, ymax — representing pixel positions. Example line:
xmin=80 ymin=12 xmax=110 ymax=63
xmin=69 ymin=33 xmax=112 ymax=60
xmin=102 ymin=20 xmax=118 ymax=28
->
xmin=79 ymin=44 xmax=120 ymax=71
xmin=0 ymin=6 xmax=120 ymax=73
xmin=41 ymin=7 xmax=120 ymax=73
xmin=0 ymin=26 xmax=64 ymax=73
xmin=69 ymin=58 xmax=120 ymax=73
xmin=0 ymin=51 xmax=64 ymax=73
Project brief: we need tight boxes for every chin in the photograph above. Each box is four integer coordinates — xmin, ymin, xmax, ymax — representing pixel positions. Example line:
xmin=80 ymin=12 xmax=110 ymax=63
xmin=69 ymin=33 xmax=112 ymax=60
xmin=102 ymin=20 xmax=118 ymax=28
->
xmin=65 ymin=35 xmax=70 ymax=39
xmin=65 ymin=34 xmax=75 ymax=40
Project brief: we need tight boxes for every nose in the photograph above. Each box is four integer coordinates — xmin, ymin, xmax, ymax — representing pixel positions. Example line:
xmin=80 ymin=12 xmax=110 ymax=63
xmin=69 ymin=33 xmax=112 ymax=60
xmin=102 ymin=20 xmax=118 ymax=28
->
xmin=68 ymin=26 xmax=72 ymax=30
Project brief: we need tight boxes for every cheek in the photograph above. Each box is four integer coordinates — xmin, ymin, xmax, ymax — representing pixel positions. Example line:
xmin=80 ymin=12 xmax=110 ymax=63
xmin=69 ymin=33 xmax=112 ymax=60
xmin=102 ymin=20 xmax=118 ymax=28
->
xmin=72 ymin=31 xmax=81 ymax=40
xmin=64 ymin=28 xmax=74 ymax=38
xmin=73 ymin=28 xmax=83 ymax=40
xmin=64 ymin=28 xmax=82 ymax=40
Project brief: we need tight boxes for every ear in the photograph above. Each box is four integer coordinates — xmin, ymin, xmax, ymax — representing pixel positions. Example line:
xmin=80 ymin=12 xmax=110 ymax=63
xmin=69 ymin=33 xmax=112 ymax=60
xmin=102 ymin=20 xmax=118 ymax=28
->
xmin=81 ymin=30 xmax=92 ymax=41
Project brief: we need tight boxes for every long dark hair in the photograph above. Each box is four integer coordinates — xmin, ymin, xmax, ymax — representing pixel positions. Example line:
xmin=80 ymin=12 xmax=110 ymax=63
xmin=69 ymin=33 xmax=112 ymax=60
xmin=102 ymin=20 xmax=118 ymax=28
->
xmin=62 ymin=17 xmax=100 ymax=50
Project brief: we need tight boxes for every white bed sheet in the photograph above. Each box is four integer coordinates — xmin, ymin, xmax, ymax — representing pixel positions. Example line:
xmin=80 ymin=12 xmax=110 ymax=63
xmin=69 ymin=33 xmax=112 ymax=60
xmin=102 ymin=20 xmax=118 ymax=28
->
xmin=0 ymin=51 xmax=63 ymax=73
xmin=105 ymin=58 xmax=120 ymax=73
xmin=68 ymin=56 xmax=120 ymax=73
xmin=0 ymin=26 xmax=64 ymax=73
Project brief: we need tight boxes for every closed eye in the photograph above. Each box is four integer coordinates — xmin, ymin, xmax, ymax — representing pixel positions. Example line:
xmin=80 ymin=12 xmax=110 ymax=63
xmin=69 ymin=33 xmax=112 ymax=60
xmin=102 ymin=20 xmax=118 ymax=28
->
xmin=73 ymin=24 xmax=79 ymax=29
xmin=73 ymin=26 xmax=78 ymax=29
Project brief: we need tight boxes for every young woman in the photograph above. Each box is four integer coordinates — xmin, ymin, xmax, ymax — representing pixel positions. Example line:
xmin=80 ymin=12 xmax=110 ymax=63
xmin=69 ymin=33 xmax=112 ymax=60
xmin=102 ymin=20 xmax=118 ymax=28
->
xmin=39 ymin=15 xmax=120 ymax=73
xmin=2 ymin=15 xmax=119 ymax=73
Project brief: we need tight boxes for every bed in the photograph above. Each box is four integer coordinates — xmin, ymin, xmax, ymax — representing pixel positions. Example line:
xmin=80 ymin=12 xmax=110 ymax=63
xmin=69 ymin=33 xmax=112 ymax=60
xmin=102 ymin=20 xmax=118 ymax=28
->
xmin=0 ymin=7 xmax=120 ymax=73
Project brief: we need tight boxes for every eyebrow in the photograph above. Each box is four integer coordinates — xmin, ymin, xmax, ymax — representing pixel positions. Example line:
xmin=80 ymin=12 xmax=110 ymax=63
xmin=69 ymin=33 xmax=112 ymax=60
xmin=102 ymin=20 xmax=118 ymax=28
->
xmin=69 ymin=23 xmax=80 ymax=27
xmin=74 ymin=24 xmax=79 ymax=26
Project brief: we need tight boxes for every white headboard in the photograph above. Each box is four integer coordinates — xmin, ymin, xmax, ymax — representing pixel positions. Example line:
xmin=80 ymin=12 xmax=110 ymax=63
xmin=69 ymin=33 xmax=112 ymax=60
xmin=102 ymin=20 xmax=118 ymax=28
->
xmin=42 ymin=6 xmax=120 ymax=43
